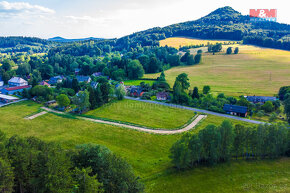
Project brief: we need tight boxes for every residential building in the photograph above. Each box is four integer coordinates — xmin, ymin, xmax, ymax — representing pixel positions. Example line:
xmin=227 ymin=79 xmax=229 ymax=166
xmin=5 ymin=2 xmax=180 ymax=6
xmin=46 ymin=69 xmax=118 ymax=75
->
xmin=48 ymin=76 xmax=65 ymax=85
xmin=8 ymin=77 xmax=28 ymax=87
xmin=246 ymin=96 xmax=277 ymax=104
xmin=76 ymin=75 xmax=91 ymax=83
xmin=0 ymin=94 xmax=19 ymax=103
xmin=39 ymin=81 xmax=51 ymax=87
xmin=223 ymin=104 xmax=248 ymax=117
xmin=0 ymin=85 xmax=31 ymax=95
xmin=156 ymin=92 xmax=170 ymax=101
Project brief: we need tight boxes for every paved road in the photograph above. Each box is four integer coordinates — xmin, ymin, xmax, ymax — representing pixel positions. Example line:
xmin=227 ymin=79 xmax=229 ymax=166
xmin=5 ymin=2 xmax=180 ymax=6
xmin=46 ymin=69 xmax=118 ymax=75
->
xmin=41 ymin=107 xmax=207 ymax=134
xmin=125 ymin=96 xmax=266 ymax=125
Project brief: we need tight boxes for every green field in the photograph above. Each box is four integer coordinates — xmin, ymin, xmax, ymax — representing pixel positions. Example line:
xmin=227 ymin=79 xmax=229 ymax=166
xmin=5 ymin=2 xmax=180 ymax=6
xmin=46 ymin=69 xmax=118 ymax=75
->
xmin=0 ymin=101 xmax=289 ymax=192
xmin=145 ymin=44 xmax=290 ymax=96
xmin=123 ymin=79 xmax=157 ymax=86
xmin=85 ymin=99 xmax=195 ymax=129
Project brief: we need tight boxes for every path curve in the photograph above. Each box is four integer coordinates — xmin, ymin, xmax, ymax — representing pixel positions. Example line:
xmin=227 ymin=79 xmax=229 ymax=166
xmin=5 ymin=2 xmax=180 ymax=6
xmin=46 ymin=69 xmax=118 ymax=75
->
xmin=125 ymin=96 xmax=266 ymax=125
xmin=40 ymin=107 xmax=206 ymax=134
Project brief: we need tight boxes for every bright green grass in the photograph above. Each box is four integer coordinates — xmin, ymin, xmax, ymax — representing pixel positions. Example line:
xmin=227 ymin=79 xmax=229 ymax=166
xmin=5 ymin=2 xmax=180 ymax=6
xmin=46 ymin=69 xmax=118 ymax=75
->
xmin=0 ymin=101 xmax=289 ymax=193
xmin=144 ymin=158 xmax=290 ymax=193
xmin=123 ymin=79 xmax=156 ymax=86
xmin=85 ymin=99 xmax=195 ymax=129
xmin=145 ymin=45 xmax=290 ymax=96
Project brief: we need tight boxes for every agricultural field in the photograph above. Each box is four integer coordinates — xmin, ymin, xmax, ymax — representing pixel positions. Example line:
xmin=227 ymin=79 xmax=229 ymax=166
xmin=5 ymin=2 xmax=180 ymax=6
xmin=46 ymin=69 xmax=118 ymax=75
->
xmin=159 ymin=37 xmax=238 ymax=49
xmin=145 ymin=43 xmax=290 ymax=96
xmin=0 ymin=100 xmax=289 ymax=193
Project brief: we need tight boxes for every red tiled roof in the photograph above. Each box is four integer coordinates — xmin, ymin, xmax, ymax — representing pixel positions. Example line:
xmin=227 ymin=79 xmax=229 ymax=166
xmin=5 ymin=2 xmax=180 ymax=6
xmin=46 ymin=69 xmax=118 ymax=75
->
xmin=39 ymin=81 xmax=50 ymax=86
xmin=5 ymin=85 xmax=31 ymax=91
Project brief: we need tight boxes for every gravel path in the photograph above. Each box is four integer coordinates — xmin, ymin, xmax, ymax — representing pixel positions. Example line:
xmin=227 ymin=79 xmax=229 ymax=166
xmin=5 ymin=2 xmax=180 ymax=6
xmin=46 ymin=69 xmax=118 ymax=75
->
xmin=40 ymin=107 xmax=207 ymax=134
xmin=25 ymin=111 xmax=47 ymax=120
xmin=125 ymin=97 xmax=266 ymax=125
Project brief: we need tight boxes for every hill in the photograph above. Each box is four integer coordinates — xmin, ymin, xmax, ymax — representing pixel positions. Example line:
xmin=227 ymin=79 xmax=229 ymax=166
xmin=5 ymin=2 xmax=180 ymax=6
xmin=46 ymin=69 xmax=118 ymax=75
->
xmin=0 ymin=36 xmax=56 ymax=54
xmin=117 ymin=6 xmax=290 ymax=50
xmin=48 ymin=36 xmax=103 ymax=42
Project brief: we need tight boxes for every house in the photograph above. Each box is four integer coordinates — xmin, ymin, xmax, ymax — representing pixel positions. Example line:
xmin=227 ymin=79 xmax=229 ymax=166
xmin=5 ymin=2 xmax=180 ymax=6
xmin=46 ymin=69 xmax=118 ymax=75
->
xmin=39 ymin=81 xmax=51 ymax=87
xmin=92 ymin=72 xmax=102 ymax=77
xmin=223 ymin=104 xmax=248 ymax=117
xmin=75 ymin=68 xmax=80 ymax=75
xmin=48 ymin=76 xmax=65 ymax=85
xmin=0 ymin=94 xmax=19 ymax=104
xmin=45 ymin=100 xmax=56 ymax=106
xmin=8 ymin=77 xmax=28 ymax=87
xmin=76 ymin=75 xmax=91 ymax=83
xmin=246 ymin=96 xmax=277 ymax=104
xmin=90 ymin=81 xmax=99 ymax=89
xmin=0 ymin=76 xmax=3 ymax=87
xmin=128 ymin=86 xmax=143 ymax=97
xmin=156 ymin=92 xmax=170 ymax=101
xmin=0 ymin=85 xmax=31 ymax=95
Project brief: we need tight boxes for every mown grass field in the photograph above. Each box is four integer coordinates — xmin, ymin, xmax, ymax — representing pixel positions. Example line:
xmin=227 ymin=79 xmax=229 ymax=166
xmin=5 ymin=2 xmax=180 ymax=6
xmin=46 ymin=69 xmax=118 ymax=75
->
xmin=145 ymin=43 xmax=290 ymax=96
xmin=123 ymin=79 xmax=156 ymax=86
xmin=159 ymin=37 xmax=238 ymax=49
xmin=85 ymin=99 xmax=195 ymax=129
xmin=0 ymin=101 xmax=289 ymax=193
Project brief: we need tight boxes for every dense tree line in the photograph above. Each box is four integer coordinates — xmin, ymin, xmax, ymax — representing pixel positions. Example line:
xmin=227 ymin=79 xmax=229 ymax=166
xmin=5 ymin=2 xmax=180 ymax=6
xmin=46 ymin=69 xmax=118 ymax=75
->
xmin=170 ymin=121 xmax=290 ymax=170
xmin=0 ymin=131 xmax=144 ymax=193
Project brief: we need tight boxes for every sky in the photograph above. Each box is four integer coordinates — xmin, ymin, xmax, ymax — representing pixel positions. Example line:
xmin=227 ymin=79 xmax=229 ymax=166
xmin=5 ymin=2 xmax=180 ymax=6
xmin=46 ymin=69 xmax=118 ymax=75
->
xmin=0 ymin=0 xmax=289 ymax=39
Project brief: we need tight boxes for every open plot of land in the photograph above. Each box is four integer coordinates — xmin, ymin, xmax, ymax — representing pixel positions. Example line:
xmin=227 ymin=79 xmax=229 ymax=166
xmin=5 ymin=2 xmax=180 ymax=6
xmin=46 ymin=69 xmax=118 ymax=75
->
xmin=0 ymin=101 xmax=289 ymax=193
xmin=145 ymin=44 xmax=290 ymax=96
xmin=123 ymin=79 xmax=156 ymax=86
xmin=85 ymin=99 xmax=196 ymax=129
xmin=160 ymin=37 xmax=238 ymax=49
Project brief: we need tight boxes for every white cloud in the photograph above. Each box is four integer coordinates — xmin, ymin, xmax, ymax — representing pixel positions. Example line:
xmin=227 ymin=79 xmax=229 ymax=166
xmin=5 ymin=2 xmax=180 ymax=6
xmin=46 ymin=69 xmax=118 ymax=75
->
xmin=0 ymin=1 xmax=55 ymax=16
xmin=65 ymin=15 xmax=106 ymax=24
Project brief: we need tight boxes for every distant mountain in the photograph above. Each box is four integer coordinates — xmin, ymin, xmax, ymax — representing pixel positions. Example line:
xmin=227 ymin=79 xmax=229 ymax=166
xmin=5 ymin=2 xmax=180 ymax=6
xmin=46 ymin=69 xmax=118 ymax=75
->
xmin=115 ymin=6 xmax=289 ymax=50
xmin=48 ymin=37 xmax=103 ymax=43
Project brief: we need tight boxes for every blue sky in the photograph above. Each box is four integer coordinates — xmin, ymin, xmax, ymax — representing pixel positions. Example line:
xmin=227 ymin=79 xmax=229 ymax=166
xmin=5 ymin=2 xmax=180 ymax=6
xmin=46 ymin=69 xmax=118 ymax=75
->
xmin=0 ymin=0 xmax=288 ymax=39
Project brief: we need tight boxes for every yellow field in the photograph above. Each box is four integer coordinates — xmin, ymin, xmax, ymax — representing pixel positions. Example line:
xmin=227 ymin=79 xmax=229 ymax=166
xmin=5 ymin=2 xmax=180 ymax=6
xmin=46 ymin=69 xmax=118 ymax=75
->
xmin=160 ymin=37 xmax=238 ymax=49
xmin=145 ymin=45 xmax=290 ymax=96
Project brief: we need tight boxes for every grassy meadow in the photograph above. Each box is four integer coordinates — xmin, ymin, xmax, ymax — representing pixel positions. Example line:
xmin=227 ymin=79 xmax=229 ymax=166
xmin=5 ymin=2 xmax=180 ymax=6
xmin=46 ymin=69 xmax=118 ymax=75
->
xmin=159 ymin=37 xmax=238 ymax=49
xmin=0 ymin=101 xmax=289 ymax=193
xmin=145 ymin=43 xmax=290 ymax=96
xmin=84 ymin=99 xmax=195 ymax=129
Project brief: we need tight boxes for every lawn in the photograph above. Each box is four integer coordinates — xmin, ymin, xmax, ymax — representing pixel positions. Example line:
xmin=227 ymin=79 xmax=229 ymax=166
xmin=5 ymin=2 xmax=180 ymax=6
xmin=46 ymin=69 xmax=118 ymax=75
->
xmin=123 ymin=79 xmax=156 ymax=86
xmin=160 ymin=37 xmax=238 ymax=49
xmin=145 ymin=44 xmax=290 ymax=96
xmin=84 ymin=99 xmax=195 ymax=129
xmin=0 ymin=101 xmax=289 ymax=193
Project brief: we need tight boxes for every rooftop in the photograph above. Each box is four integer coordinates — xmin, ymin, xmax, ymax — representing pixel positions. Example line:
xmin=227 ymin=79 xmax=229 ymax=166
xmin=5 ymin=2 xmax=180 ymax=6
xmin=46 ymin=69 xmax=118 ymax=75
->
xmin=0 ymin=94 xmax=19 ymax=100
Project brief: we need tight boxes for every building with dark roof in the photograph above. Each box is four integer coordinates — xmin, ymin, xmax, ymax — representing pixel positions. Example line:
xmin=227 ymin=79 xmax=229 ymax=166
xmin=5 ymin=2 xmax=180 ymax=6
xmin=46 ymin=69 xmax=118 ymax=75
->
xmin=246 ymin=96 xmax=277 ymax=104
xmin=223 ymin=104 xmax=248 ymax=117
xmin=76 ymin=76 xmax=91 ymax=83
